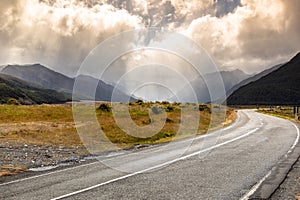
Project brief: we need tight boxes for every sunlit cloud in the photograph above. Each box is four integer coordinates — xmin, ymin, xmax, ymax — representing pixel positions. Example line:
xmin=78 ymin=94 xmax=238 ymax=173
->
xmin=0 ymin=0 xmax=299 ymax=75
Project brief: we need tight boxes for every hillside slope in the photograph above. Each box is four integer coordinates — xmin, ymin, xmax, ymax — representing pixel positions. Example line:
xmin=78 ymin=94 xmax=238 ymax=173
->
xmin=227 ymin=53 xmax=300 ymax=105
xmin=1 ymin=64 xmax=133 ymax=102
xmin=226 ymin=64 xmax=283 ymax=96
xmin=0 ymin=74 xmax=70 ymax=104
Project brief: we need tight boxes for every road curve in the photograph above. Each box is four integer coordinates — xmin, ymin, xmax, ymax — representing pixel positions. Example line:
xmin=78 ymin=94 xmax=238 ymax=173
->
xmin=0 ymin=110 xmax=299 ymax=200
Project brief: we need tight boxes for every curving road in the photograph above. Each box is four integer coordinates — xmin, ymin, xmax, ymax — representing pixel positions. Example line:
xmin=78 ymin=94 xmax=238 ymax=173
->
xmin=0 ymin=110 xmax=299 ymax=200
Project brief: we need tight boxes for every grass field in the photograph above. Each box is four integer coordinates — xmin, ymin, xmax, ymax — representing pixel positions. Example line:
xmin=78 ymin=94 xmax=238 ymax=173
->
xmin=257 ymin=106 xmax=299 ymax=123
xmin=0 ymin=101 xmax=236 ymax=149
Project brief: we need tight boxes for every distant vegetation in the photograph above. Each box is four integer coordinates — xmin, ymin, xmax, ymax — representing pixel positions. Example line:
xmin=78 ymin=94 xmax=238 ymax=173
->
xmin=0 ymin=74 xmax=70 ymax=105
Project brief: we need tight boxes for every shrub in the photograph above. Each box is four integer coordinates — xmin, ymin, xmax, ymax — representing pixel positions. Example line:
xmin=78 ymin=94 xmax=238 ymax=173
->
xmin=173 ymin=102 xmax=181 ymax=106
xmin=166 ymin=118 xmax=174 ymax=123
xmin=135 ymin=99 xmax=144 ymax=105
xmin=7 ymin=98 xmax=21 ymax=105
xmin=165 ymin=105 xmax=174 ymax=112
xmin=142 ymin=119 xmax=151 ymax=125
xmin=199 ymin=104 xmax=211 ymax=112
xmin=98 ymin=103 xmax=111 ymax=112
xmin=161 ymin=132 xmax=175 ymax=138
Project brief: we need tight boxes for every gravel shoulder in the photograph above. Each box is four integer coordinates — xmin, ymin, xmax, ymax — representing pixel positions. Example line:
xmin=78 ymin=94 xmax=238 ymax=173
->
xmin=271 ymin=156 xmax=300 ymax=199
xmin=270 ymin=122 xmax=300 ymax=200
xmin=0 ymin=142 xmax=89 ymax=177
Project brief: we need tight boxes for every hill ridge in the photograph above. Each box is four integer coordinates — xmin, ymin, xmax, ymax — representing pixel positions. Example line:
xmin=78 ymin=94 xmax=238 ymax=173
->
xmin=227 ymin=52 xmax=300 ymax=106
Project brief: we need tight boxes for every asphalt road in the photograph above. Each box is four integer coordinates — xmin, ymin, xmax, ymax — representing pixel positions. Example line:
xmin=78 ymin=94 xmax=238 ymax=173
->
xmin=0 ymin=110 xmax=299 ymax=200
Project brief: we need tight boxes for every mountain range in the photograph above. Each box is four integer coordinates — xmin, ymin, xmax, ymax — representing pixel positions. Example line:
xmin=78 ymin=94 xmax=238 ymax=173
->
xmin=1 ymin=51 xmax=299 ymax=105
xmin=1 ymin=64 xmax=251 ymax=104
xmin=1 ymin=64 xmax=133 ymax=102
xmin=176 ymin=69 xmax=251 ymax=103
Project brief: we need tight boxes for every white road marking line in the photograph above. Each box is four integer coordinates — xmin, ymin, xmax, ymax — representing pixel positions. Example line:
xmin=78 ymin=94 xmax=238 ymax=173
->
xmin=287 ymin=123 xmax=300 ymax=153
xmin=240 ymin=122 xmax=300 ymax=200
xmin=51 ymin=127 xmax=260 ymax=200
xmin=240 ymin=170 xmax=272 ymax=200
xmin=0 ymin=111 xmax=242 ymax=187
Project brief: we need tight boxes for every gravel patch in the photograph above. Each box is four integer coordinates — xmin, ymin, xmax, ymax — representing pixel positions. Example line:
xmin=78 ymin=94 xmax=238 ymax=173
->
xmin=0 ymin=142 xmax=88 ymax=171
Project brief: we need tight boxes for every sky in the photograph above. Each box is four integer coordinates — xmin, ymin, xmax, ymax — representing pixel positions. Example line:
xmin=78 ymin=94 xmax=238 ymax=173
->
xmin=0 ymin=0 xmax=299 ymax=76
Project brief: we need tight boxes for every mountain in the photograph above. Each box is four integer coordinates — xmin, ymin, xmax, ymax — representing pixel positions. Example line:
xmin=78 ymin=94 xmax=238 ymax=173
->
xmin=226 ymin=63 xmax=284 ymax=96
xmin=0 ymin=74 xmax=70 ymax=104
xmin=0 ymin=65 xmax=5 ymax=71
xmin=176 ymin=69 xmax=250 ymax=103
xmin=1 ymin=64 xmax=133 ymax=102
xmin=2 ymin=64 xmax=74 ymax=92
xmin=74 ymin=74 xmax=134 ymax=102
xmin=205 ymin=69 xmax=251 ymax=92
xmin=227 ymin=52 xmax=300 ymax=105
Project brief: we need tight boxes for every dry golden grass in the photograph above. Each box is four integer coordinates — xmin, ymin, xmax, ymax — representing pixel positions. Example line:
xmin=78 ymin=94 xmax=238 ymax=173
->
xmin=0 ymin=104 xmax=73 ymax=123
xmin=0 ymin=102 xmax=236 ymax=149
xmin=258 ymin=106 xmax=299 ymax=123
xmin=0 ymin=165 xmax=28 ymax=177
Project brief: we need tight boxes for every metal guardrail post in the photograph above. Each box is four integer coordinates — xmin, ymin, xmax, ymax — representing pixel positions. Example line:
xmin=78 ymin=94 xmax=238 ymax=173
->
xmin=295 ymin=106 xmax=299 ymax=120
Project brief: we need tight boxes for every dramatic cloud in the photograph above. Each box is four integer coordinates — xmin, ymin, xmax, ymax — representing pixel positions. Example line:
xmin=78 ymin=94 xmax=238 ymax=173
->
xmin=0 ymin=0 xmax=299 ymax=75
xmin=0 ymin=0 xmax=142 ymax=75
xmin=187 ymin=0 xmax=300 ymax=73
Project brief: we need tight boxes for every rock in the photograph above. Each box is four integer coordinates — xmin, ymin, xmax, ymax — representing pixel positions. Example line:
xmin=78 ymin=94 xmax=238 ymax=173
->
xmin=44 ymin=154 xmax=52 ymax=158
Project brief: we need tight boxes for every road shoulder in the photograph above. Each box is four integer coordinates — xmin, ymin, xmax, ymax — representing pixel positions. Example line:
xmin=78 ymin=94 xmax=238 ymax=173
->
xmin=249 ymin=122 xmax=300 ymax=199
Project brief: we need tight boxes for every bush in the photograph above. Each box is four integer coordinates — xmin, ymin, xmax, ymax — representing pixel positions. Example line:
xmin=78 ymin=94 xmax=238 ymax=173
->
xmin=7 ymin=98 xmax=21 ymax=105
xmin=165 ymin=105 xmax=174 ymax=112
xmin=166 ymin=118 xmax=174 ymax=123
xmin=135 ymin=99 xmax=144 ymax=105
xmin=142 ymin=119 xmax=151 ymax=125
xmin=173 ymin=102 xmax=181 ymax=106
xmin=161 ymin=132 xmax=175 ymax=138
xmin=98 ymin=103 xmax=111 ymax=112
xmin=199 ymin=104 xmax=211 ymax=112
